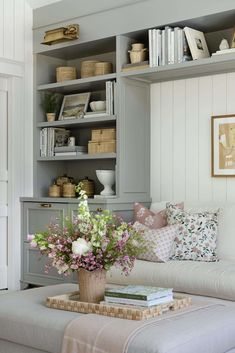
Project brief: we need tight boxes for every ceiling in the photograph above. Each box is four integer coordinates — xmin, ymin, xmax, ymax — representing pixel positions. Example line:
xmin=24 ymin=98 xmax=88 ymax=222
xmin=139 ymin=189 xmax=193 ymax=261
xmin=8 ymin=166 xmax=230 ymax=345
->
xmin=33 ymin=0 xmax=147 ymax=28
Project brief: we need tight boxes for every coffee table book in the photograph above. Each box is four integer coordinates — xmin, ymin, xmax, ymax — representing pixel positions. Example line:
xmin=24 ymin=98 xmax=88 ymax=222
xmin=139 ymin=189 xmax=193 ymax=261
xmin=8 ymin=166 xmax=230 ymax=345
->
xmin=104 ymin=285 xmax=173 ymax=301
xmin=46 ymin=292 xmax=191 ymax=321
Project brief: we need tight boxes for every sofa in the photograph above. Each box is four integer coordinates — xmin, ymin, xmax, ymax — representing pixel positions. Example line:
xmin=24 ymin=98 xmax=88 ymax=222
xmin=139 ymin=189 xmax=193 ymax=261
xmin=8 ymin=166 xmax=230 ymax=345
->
xmin=1 ymin=201 xmax=235 ymax=353
xmin=107 ymin=201 xmax=235 ymax=301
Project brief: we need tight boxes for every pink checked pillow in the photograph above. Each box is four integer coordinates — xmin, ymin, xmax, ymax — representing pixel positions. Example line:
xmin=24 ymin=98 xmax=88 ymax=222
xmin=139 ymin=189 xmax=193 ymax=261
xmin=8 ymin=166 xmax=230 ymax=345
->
xmin=133 ymin=222 xmax=178 ymax=262
xmin=134 ymin=202 xmax=184 ymax=229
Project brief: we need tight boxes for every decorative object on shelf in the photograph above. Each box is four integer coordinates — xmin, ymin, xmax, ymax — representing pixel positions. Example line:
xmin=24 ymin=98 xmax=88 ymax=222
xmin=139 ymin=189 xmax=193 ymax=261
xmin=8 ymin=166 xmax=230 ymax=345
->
xmin=94 ymin=62 xmax=113 ymax=76
xmin=79 ymin=177 xmax=95 ymax=197
xmin=56 ymin=66 xmax=77 ymax=82
xmin=54 ymin=129 xmax=70 ymax=147
xmin=56 ymin=174 xmax=74 ymax=193
xmin=41 ymin=24 xmax=79 ymax=45
xmin=219 ymin=39 xmax=230 ymax=51
xmin=128 ymin=43 xmax=147 ymax=64
xmin=90 ymin=101 xmax=106 ymax=112
xmin=80 ymin=60 xmax=100 ymax=78
xmin=184 ymin=27 xmax=210 ymax=60
xmin=91 ymin=128 xmax=116 ymax=141
xmin=96 ymin=170 xmax=115 ymax=196
xmin=48 ymin=182 xmax=61 ymax=197
xmin=28 ymin=185 xmax=145 ymax=303
xmin=211 ymin=114 xmax=235 ymax=177
xmin=40 ymin=92 xmax=61 ymax=121
xmin=58 ymin=92 xmax=91 ymax=120
xmin=62 ymin=182 xmax=76 ymax=198
xmin=68 ymin=136 xmax=76 ymax=147
xmin=88 ymin=127 xmax=116 ymax=154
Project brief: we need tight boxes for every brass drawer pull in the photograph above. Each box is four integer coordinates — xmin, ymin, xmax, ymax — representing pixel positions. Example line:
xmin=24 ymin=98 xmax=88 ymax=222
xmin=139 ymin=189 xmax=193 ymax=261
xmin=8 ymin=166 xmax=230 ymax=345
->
xmin=39 ymin=203 xmax=52 ymax=208
xmin=96 ymin=207 xmax=103 ymax=212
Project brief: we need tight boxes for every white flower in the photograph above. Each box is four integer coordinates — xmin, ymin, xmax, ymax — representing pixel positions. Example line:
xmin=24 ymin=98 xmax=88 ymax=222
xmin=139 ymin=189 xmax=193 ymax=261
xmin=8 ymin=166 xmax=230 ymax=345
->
xmin=72 ymin=238 xmax=91 ymax=256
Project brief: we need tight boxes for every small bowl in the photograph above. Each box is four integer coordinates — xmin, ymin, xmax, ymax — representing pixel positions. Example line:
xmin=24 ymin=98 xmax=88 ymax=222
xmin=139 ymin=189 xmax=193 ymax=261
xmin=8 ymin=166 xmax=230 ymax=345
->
xmin=90 ymin=101 xmax=106 ymax=112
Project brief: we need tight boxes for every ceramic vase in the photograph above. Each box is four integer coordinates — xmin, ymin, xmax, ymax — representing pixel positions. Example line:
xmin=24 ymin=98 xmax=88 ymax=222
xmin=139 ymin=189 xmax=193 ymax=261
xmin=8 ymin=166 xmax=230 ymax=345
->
xmin=46 ymin=112 xmax=56 ymax=122
xmin=78 ymin=268 xmax=107 ymax=303
xmin=128 ymin=43 xmax=147 ymax=64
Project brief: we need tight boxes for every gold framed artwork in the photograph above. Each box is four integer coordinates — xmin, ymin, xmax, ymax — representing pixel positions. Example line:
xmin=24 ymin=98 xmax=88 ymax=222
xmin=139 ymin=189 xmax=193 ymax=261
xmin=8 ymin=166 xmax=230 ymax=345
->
xmin=211 ymin=114 xmax=235 ymax=177
xmin=231 ymin=28 xmax=235 ymax=48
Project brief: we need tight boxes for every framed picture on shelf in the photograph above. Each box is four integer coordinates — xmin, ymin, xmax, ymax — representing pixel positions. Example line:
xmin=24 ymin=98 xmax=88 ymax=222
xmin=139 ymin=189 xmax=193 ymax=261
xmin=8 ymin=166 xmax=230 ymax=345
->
xmin=58 ymin=92 xmax=91 ymax=120
xmin=211 ymin=114 xmax=235 ymax=177
xmin=230 ymin=28 xmax=235 ymax=48
xmin=184 ymin=27 xmax=210 ymax=60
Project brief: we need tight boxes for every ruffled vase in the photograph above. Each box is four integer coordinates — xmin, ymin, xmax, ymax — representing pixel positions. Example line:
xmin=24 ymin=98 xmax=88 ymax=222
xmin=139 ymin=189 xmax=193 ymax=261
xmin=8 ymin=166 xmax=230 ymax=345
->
xmin=78 ymin=268 xmax=107 ymax=303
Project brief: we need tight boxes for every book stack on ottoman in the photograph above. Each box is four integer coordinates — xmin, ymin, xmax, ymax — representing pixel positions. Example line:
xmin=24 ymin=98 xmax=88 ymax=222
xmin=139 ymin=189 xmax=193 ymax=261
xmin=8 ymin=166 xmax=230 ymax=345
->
xmin=104 ymin=285 xmax=173 ymax=307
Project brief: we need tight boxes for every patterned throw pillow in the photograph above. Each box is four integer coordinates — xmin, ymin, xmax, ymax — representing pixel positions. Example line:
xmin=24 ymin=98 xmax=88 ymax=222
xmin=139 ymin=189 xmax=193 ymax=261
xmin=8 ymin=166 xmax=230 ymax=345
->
xmin=133 ymin=221 xmax=178 ymax=262
xmin=134 ymin=202 xmax=167 ymax=229
xmin=166 ymin=204 xmax=219 ymax=262
xmin=134 ymin=202 xmax=184 ymax=229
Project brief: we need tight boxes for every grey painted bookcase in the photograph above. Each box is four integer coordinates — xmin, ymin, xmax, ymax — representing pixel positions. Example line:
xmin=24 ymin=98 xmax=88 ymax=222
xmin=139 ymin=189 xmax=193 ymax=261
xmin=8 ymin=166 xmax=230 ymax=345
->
xmin=21 ymin=9 xmax=235 ymax=287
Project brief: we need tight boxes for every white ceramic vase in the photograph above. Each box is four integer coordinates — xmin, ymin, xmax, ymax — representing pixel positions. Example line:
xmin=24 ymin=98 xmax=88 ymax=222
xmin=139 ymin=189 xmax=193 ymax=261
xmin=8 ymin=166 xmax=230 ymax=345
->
xmin=96 ymin=170 xmax=115 ymax=196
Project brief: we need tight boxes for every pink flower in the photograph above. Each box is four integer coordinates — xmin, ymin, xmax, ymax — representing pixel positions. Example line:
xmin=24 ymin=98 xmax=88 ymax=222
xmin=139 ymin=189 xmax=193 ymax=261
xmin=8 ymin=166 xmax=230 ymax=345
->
xmin=27 ymin=234 xmax=35 ymax=242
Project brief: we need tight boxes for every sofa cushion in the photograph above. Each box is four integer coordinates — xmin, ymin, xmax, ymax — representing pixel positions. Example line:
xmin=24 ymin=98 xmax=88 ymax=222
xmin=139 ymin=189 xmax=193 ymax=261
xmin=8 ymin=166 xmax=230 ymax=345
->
xmin=107 ymin=259 xmax=235 ymax=301
xmin=166 ymin=203 xmax=218 ymax=262
xmin=134 ymin=202 xmax=167 ymax=228
xmin=151 ymin=201 xmax=235 ymax=262
xmin=133 ymin=222 xmax=178 ymax=262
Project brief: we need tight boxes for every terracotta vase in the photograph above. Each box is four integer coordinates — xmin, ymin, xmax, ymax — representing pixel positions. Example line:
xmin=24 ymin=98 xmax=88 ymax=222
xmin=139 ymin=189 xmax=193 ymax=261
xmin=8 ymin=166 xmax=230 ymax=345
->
xmin=78 ymin=268 xmax=107 ymax=303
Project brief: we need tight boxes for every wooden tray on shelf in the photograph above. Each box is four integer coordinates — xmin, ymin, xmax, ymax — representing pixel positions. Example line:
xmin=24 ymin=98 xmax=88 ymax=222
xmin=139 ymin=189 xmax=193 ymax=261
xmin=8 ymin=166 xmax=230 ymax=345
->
xmin=46 ymin=291 xmax=192 ymax=320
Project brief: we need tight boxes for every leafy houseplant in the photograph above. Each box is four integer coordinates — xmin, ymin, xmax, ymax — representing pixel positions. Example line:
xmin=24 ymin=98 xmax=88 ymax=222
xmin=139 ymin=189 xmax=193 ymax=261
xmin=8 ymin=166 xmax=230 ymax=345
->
xmin=28 ymin=184 xmax=145 ymax=303
xmin=41 ymin=92 xmax=61 ymax=121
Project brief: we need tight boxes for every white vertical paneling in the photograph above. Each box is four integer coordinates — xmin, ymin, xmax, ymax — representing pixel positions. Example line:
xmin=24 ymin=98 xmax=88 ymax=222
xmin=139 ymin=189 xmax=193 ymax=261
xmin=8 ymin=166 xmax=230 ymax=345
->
xmin=160 ymin=81 xmax=174 ymax=200
xmin=0 ymin=0 xmax=4 ymax=57
xmin=3 ymin=0 xmax=14 ymax=60
xmin=0 ymin=89 xmax=8 ymax=181
xmin=151 ymin=83 xmax=161 ymax=201
xmin=197 ymin=76 xmax=213 ymax=201
xmin=212 ymin=74 xmax=227 ymax=201
xmin=172 ymin=80 xmax=186 ymax=200
xmin=185 ymin=78 xmax=199 ymax=200
xmin=226 ymin=72 xmax=235 ymax=201
xmin=0 ymin=217 xmax=7 ymax=288
xmin=14 ymin=0 xmax=25 ymax=61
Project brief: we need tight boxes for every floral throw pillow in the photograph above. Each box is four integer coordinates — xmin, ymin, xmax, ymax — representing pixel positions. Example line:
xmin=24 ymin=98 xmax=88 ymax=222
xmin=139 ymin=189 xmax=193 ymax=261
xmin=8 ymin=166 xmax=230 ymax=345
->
xmin=134 ymin=202 xmax=184 ymax=229
xmin=133 ymin=222 xmax=178 ymax=262
xmin=166 ymin=204 xmax=218 ymax=262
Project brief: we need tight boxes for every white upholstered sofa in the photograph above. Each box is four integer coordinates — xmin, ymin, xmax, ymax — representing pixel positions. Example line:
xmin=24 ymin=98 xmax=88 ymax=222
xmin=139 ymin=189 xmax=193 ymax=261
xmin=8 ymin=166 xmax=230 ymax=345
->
xmin=107 ymin=201 xmax=235 ymax=301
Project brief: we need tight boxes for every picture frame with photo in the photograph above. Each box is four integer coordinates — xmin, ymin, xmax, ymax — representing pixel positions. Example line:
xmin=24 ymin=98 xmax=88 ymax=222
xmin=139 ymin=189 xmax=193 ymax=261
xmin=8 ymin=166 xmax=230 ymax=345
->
xmin=58 ymin=92 xmax=91 ymax=120
xmin=230 ymin=27 xmax=235 ymax=48
xmin=211 ymin=114 xmax=235 ymax=177
xmin=184 ymin=27 xmax=210 ymax=60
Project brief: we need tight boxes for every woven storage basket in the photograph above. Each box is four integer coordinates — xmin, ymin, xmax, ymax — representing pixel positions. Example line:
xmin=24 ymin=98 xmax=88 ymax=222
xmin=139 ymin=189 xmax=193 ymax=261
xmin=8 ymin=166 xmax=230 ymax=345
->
xmin=94 ymin=62 xmax=112 ymax=76
xmin=81 ymin=60 xmax=100 ymax=78
xmin=91 ymin=128 xmax=116 ymax=142
xmin=88 ymin=140 xmax=116 ymax=154
xmin=56 ymin=67 xmax=77 ymax=82
xmin=80 ymin=177 xmax=95 ymax=197
xmin=62 ymin=183 xmax=76 ymax=197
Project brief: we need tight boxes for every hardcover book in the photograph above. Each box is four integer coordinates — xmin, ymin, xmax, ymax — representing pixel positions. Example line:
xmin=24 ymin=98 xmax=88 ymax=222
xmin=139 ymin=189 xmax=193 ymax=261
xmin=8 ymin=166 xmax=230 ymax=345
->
xmin=105 ymin=285 xmax=173 ymax=301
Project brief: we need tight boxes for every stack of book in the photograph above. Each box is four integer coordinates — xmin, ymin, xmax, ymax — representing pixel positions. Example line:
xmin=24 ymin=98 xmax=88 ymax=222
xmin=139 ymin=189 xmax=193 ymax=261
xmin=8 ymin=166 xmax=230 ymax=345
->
xmin=104 ymin=285 xmax=173 ymax=307
xmin=148 ymin=26 xmax=191 ymax=67
xmin=84 ymin=81 xmax=116 ymax=118
xmin=54 ymin=145 xmax=87 ymax=156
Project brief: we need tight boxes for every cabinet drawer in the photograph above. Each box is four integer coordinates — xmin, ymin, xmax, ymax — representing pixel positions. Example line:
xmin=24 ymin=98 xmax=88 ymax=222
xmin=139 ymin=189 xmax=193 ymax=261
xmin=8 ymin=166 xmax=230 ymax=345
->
xmin=22 ymin=243 xmax=69 ymax=286
xmin=23 ymin=202 xmax=67 ymax=241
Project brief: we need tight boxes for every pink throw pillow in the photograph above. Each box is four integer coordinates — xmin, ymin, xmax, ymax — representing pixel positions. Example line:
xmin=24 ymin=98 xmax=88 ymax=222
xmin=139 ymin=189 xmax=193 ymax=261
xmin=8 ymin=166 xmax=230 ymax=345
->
xmin=134 ymin=202 xmax=184 ymax=229
xmin=134 ymin=202 xmax=167 ymax=229
xmin=133 ymin=222 xmax=178 ymax=262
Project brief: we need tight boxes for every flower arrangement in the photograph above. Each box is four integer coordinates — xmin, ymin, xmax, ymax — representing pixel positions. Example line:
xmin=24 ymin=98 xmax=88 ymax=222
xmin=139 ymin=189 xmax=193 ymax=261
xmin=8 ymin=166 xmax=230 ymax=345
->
xmin=28 ymin=185 xmax=145 ymax=277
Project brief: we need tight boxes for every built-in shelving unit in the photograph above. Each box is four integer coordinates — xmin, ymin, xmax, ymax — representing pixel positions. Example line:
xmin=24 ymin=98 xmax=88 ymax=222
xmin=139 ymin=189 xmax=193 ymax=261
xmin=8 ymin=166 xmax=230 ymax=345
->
xmin=37 ymin=115 xmax=116 ymax=128
xmin=37 ymin=153 xmax=116 ymax=161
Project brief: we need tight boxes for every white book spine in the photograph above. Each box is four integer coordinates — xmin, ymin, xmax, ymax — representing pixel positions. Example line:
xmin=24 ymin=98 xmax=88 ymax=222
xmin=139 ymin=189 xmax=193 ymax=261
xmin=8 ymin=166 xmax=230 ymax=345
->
xmin=152 ymin=29 xmax=156 ymax=66
xmin=106 ymin=81 xmax=109 ymax=115
xmin=158 ymin=31 xmax=162 ymax=66
xmin=166 ymin=27 xmax=172 ymax=65
xmin=161 ymin=30 xmax=165 ymax=65
xmin=170 ymin=30 xmax=174 ymax=64
xmin=177 ymin=29 xmax=183 ymax=63
xmin=174 ymin=27 xmax=179 ymax=64
xmin=148 ymin=29 xmax=153 ymax=67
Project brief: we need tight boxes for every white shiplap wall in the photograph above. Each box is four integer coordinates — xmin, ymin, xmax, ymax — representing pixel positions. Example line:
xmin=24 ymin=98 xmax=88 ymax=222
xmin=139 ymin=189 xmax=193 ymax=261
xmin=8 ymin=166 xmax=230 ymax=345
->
xmin=151 ymin=72 xmax=235 ymax=203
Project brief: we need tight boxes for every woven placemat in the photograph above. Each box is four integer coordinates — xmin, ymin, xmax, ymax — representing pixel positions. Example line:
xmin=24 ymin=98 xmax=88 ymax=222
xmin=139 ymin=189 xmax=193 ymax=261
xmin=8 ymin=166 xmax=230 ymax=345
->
xmin=46 ymin=292 xmax=191 ymax=320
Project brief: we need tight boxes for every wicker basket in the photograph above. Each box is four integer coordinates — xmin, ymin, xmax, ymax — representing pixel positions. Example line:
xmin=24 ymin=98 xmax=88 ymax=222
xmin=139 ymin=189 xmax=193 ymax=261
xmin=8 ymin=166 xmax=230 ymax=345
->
xmin=80 ymin=177 xmax=95 ymax=197
xmin=94 ymin=62 xmax=113 ymax=76
xmin=62 ymin=182 xmax=76 ymax=197
xmin=88 ymin=140 xmax=116 ymax=154
xmin=56 ymin=67 xmax=77 ymax=82
xmin=91 ymin=128 xmax=116 ymax=142
xmin=81 ymin=60 xmax=100 ymax=78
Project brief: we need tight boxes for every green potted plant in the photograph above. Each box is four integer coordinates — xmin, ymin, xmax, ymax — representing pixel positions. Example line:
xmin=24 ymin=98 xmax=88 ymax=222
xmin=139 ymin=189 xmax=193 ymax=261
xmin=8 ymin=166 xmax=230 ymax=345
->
xmin=41 ymin=92 xmax=61 ymax=121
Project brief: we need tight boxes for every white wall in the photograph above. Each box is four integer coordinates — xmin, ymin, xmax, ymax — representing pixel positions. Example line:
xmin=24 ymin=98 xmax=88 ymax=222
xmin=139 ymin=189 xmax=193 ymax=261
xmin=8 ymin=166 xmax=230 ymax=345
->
xmin=0 ymin=0 xmax=33 ymax=289
xmin=151 ymin=72 xmax=235 ymax=203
